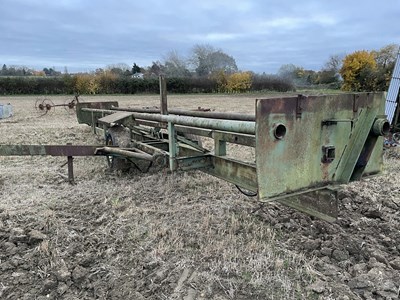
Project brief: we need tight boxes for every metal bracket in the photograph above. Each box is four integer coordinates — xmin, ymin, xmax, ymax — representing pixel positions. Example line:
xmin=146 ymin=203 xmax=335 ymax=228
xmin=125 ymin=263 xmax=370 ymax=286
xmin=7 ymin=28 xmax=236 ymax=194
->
xmin=321 ymin=120 xmax=338 ymax=126
xmin=322 ymin=145 xmax=336 ymax=163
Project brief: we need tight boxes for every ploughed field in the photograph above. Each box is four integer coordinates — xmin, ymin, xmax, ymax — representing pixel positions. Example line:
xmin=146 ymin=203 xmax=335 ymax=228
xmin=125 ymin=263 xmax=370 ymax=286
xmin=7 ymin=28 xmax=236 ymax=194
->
xmin=0 ymin=94 xmax=399 ymax=300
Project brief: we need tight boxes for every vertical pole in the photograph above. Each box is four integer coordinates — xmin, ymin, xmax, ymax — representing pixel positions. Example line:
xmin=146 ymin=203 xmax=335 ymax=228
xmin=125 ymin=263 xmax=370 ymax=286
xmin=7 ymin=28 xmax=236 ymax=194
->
xmin=168 ymin=122 xmax=177 ymax=171
xmin=159 ymin=75 xmax=168 ymax=115
xmin=103 ymin=124 xmax=108 ymax=140
xmin=67 ymin=143 xmax=74 ymax=184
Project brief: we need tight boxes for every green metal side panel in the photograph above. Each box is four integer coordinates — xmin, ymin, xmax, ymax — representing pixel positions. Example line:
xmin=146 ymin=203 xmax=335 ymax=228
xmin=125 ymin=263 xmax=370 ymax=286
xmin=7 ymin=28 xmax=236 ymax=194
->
xmin=97 ymin=111 xmax=133 ymax=126
xmin=255 ymin=93 xmax=385 ymax=202
xmin=76 ymin=102 xmax=118 ymax=126
xmin=363 ymin=135 xmax=384 ymax=175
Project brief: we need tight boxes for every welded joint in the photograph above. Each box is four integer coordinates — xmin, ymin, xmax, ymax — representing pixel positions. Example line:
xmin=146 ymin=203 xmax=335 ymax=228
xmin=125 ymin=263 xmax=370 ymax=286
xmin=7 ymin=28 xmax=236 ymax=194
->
xmin=213 ymin=132 xmax=227 ymax=156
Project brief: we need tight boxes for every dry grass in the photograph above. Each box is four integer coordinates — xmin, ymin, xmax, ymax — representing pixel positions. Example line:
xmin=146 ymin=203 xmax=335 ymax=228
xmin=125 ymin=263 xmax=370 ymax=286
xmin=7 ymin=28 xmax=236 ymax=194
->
xmin=0 ymin=94 xmax=318 ymax=299
xmin=1 ymin=94 xmax=399 ymax=299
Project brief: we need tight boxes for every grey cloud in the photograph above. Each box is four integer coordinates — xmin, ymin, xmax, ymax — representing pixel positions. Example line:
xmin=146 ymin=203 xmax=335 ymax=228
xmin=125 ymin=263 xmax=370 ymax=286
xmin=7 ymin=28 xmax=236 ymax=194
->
xmin=0 ymin=0 xmax=398 ymax=73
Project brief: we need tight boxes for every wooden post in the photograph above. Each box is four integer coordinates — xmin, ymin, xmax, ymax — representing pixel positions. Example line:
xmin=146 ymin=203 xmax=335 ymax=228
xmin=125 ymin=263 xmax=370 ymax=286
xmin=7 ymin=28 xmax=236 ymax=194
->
xmin=159 ymin=75 xmax=168 ymax=115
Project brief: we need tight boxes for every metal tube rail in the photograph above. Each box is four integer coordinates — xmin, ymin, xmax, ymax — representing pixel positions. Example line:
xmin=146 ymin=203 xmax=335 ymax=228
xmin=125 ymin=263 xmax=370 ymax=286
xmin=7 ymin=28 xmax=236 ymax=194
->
xmin=81 ymin=108 xmax=256 ymax=135
xmin=110 ymin=106 xmax=256 ymax=121
xmin=97 ymin=146 xmax=154 ymax=161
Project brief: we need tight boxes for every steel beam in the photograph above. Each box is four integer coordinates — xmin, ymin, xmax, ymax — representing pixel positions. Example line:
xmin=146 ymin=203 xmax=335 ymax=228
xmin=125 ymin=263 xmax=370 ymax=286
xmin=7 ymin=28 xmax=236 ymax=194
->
xmin=176 ymin=155 xmax=213 ymax=171
xmin=168 ymin=122 xmax=178 ymax=171
xmin=82 ymin=108 xmax=255 ymax=134
xmin=96 ymin=146 xmax=154 ymax=161
xmin=0 ymin=145 xmax=101 ymax=156
xmin=111 ymin=106 xmax=255 ymax=121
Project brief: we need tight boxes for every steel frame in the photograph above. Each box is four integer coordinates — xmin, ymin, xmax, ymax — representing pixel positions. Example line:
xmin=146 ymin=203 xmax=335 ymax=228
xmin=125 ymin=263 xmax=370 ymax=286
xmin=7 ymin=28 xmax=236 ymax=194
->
xmin=0 ymin=78 xmax=389 ymax=222
xmin=72 ymin=91 xmax=388 ymax=222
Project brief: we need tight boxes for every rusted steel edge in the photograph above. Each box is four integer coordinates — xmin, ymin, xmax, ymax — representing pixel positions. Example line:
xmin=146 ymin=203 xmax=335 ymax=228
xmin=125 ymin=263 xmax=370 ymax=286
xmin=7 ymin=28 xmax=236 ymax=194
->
xmin=275 ymin=187 xmax=338 ymax=223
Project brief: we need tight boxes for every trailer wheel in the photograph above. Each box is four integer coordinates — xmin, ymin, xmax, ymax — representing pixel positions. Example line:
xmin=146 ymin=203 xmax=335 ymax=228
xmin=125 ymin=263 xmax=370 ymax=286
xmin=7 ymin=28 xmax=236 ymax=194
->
xmin=105 ymin=126 xmax=132 ymax=171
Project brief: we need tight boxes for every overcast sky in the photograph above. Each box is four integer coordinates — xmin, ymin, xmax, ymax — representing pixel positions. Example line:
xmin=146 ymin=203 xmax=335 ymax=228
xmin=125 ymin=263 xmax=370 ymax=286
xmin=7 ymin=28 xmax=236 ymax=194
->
xmin=0 ymin=0 xmax=398 ymax=74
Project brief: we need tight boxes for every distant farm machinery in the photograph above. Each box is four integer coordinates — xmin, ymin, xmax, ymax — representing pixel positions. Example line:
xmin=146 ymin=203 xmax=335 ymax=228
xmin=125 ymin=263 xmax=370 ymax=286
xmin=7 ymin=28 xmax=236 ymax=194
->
xmin=34 ymin=94 xmax=81 ymax=116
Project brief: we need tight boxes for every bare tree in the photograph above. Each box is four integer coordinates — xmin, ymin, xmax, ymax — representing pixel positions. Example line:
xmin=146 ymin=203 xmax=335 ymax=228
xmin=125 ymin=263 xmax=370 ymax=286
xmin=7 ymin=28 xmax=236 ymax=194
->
xmin=373 ymin=44 xmax=398 ymax=68
xmin=163 ymin=50 xmax=191 ymax=78
xmin=190 ymin=44 xmax=238 ymax=77
xmin=324 ymin=54 xmax=344 ymax=74
xmin=105 ymin=63 xmax=131 ymax=76
xmin=146 ymin=61 xmax=164 ymax=78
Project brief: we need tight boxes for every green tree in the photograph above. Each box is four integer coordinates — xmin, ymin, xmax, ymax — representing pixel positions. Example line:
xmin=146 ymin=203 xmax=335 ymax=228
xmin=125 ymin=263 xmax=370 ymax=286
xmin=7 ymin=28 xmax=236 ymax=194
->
xmin=1 ymin=64 xmax=7 ymax=76
xmin=278 ymin=64 xmax=315 ymax=86
xmin=43 ymin=67 xmax=61 ymax=76
xmin=317 ymin=69 xmax=338 ymax=84
xmin=132 ymin=63 xmax=141 ymax=74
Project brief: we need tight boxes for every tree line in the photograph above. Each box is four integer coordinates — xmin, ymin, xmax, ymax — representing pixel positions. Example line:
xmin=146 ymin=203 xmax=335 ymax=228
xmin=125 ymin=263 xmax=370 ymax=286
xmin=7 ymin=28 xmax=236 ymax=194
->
xmin=0 ymin=73 xmax=294 ymax=95
xmin=277 ymin=44 xmax=398 ymax=91
xmin=0 ymin=43 xmax=398 ymax=95
xmin=0 ymin=44 xmax=295 ymax=94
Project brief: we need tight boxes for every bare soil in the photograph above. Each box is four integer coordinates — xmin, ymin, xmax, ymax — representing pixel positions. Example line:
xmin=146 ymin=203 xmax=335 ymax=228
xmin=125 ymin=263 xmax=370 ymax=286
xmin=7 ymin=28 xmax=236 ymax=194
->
xmin=0 ymin=94 xmax=399 ymax=299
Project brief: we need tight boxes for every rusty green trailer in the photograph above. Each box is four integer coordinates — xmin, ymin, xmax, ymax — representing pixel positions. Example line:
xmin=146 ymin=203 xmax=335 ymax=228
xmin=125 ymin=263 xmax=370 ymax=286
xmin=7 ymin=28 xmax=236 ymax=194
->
xmin=0 ymin=91 xmax=389 ymax=222
xmin=71 ymin=92 xmax=388 ymax=222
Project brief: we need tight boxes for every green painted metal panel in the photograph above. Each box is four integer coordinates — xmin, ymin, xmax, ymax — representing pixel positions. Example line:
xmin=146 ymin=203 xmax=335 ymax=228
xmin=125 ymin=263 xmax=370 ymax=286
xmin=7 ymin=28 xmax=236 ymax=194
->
xmin=176 ymin=155 xmax=213 ymax=171
xmin=97 ymin=111 xmax=133 ymax=126
xmin=76 ymin=102 xmax=118 ymax=125
xmin=255 ymin=93 xmax=386 ymax=202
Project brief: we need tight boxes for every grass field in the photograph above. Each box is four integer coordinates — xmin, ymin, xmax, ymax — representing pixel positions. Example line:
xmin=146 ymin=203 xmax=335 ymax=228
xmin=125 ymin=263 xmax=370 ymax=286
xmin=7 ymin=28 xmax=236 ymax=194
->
xmin=0 ymin=94 xmax=399 ymax=299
